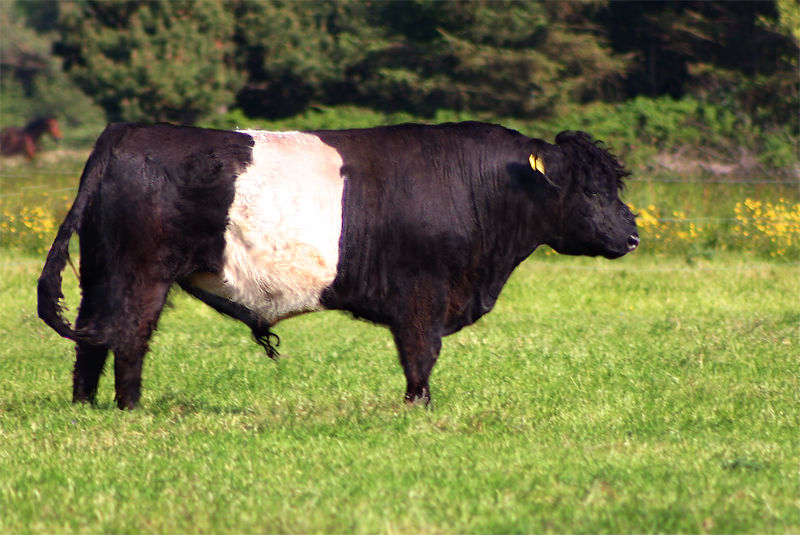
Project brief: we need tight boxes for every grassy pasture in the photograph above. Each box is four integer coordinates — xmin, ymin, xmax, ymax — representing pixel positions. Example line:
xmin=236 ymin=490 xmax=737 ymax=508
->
xmin=1 ymin=247 xmax=798 ymax=534
xmin=1 ymin=150 xmax=799 ymax=532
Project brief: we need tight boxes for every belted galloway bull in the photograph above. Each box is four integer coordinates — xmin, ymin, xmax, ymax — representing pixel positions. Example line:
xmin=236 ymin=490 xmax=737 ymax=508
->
xmin=38 ymin=122 xmax=638 ymax=409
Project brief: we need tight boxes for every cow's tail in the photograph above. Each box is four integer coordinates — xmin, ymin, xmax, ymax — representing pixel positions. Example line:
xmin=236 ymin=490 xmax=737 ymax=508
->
xmin=37 ymin=131 xmax=112 ymax=341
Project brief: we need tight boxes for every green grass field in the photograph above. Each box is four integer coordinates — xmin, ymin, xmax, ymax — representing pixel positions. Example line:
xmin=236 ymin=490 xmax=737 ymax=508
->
xmin=2 ymin=149 xmax=799 ymax=533
xmin=1 ymin=245 xmax=798 ymax=534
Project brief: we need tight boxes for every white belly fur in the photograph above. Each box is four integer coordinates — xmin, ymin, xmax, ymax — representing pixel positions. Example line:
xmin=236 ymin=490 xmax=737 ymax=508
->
xmin=192 ymin=131 xmax=345 ymax=324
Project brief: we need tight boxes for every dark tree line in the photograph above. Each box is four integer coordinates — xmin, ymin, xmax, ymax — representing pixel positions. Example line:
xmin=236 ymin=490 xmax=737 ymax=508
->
xmin=2 ymin=0 xmax=797 ymax=129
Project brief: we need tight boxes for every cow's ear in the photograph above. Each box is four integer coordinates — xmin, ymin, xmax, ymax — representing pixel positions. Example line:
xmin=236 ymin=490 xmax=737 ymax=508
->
xmin=528 ymin=153 xmax=559 ymax=189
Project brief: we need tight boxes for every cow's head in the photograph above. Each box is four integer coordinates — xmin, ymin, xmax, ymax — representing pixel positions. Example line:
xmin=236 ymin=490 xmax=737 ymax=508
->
xmin=532 ymin=131 xmax=638 ymax=259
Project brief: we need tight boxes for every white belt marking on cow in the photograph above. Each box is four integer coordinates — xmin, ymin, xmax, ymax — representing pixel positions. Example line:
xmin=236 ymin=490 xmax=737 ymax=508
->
xmin=191 ymin=131 xmax=344 ymax=324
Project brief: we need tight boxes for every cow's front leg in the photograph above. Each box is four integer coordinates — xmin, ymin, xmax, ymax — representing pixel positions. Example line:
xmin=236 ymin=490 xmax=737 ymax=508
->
xmin=391 ymin=325 xmax=442 ymax=406
xmin=389 ymin=280 xmax=446 ymax=406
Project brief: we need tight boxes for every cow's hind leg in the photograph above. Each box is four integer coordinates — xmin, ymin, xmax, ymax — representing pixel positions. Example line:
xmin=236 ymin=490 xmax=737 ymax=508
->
xmin=72 ymin=285 xmax=109 ymax=404
xmin=111 ymin=280 xmax=172 ymax=410
xmin=73 ymin=342 xmax=109 ymax=404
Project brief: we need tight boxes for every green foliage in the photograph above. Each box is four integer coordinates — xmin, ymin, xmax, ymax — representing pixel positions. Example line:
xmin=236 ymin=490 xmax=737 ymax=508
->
xmin=0 ymin=0 xmax=53 ymax=97
xmin=233 ymin=0 xmax=382 ymax=118
xmin=55 ymin=0 xmax=243 ymax=124
xmin=5 ymin=0 xmax=796 ymax=147
xmin=44 ymin=0 xmax=630 ymax=122
xmin=511 ymin=95 xmax=798 ymax=173
xmin=2 ymin=247 xmax=799 ymax=534
xmin=596 ymin=0 xmax=800 ymax=159
xmin=760 ymin=129 xmax=799 ymax=169
xmin=207 ymin=104 xmax=419 ymax=132
xmin=212 ymin=93 xmax=799 ymax=177
xmin=536 ymin=97 xmax=705 ymax=161
xmin=770 ymin=0 xmax=800 ymax=43
xmin=0 ymin=2 xmax=105 ymax=141
xmin=339 ymin=0 xmax=628 ymax=117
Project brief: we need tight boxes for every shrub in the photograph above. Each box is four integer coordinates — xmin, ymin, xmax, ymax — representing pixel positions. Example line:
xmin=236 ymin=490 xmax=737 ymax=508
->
xmin=629 ymin=198 xmax=800 ymax=260
xmin=629 ymin=204 xmax=704 ymax=256
xmin=734 ymin=198 xmax=800 ymax=259
xmin=0 ymin=192 xmax=69 ymax=254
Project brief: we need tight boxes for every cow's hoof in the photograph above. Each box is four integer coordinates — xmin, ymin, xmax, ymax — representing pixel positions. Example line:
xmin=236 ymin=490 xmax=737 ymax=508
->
xmin=404 ymin=393 xmax=431 ymax=408
xmin=115 ymin=397 xmax=138 ymax=410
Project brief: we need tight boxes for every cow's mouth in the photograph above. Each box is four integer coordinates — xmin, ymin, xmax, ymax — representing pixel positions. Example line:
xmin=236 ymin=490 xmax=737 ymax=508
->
xmin=599 ymin=232 xmax=639 ymax=259
xmin=627 ymin=232 xmax=640 ymax=251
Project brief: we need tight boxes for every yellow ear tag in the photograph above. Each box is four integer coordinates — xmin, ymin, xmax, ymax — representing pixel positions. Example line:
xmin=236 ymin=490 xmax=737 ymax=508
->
xmin=529 ymin=153 xmax=546 ymax=174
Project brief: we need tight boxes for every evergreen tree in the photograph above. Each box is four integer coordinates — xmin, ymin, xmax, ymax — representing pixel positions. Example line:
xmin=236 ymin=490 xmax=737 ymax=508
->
xmin=605 ymin=0 xmax=798 ymax=129
xmin=1 ymin=1 xmax=103 ymax=132
xmin=234 ymin=1 xmax=630 ymax=119
xmin=55 ymin=0 xmax=243 ymax=124
xmin=17 ymin=0 xmax=793 ymax=131
xmin=323 ymin=0 xmax=628 ymax=118
xmin=232 ymin=0 xmax=380 ymax=118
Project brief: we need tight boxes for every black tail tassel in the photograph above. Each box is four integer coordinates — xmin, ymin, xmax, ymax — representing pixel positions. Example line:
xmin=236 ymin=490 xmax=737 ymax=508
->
xmin=252 ymin=326 xmax=280 ymax=359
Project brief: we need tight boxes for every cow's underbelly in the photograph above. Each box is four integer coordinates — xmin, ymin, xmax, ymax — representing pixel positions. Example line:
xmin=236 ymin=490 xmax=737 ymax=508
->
xmin=190 ymin=131 xmax=345 ymax=324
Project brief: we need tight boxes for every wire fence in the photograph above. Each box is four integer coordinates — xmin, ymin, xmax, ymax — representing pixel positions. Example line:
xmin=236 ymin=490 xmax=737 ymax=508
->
xmin=628 ymin=177 xmax=799 ymax=185
xmin=3 ymin=173 xmax=799 ymax=187
xmin=0 ymin=173 xmax=800 ymax=252
xmin=0 ymin=185 xmax=77 ymax=199
xmin=2 ymin=176 xmax=782 ymax=184
xmin=4 ymin=255 xmax=799 ymax=275
xmin=1 ymin=176 xmax=799 ymax=223
xmin=0 ymin=171 xmax=78 ymax=178
xmin=0 ymin=186 xmax=800 ymax=274
xmin=3 ymin=171 xmax=799 ymax=183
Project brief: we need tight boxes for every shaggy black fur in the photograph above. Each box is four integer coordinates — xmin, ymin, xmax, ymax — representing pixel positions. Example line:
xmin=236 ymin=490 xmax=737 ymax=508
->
xmin=38 ymin=121 xmax=637 ymax=409
xmin=38 ymin=123 xmax=254 ymax=408
xmin=316 ymin=122 xmax=637 ymax=404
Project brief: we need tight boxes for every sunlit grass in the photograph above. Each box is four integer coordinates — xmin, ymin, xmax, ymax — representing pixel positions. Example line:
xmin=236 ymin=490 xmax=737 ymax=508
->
xmin=2 ymin=248 xmax=799 ymax=534
xmin=2 ymin=152 xmax=799 ymax=533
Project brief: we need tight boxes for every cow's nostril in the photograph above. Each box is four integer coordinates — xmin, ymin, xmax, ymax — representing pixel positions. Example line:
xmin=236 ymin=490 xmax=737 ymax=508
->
xmin=627 ymin=233 xmax=640 ymax=251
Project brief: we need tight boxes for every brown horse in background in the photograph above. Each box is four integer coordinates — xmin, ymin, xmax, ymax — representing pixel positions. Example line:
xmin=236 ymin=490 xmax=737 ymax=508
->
xmin=1 ymin=117 xmax=62 ymax=160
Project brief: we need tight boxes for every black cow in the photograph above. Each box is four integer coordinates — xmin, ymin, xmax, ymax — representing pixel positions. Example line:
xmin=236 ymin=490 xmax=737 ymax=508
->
xmin=38 ymin=122 xmax=638 ymax=409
